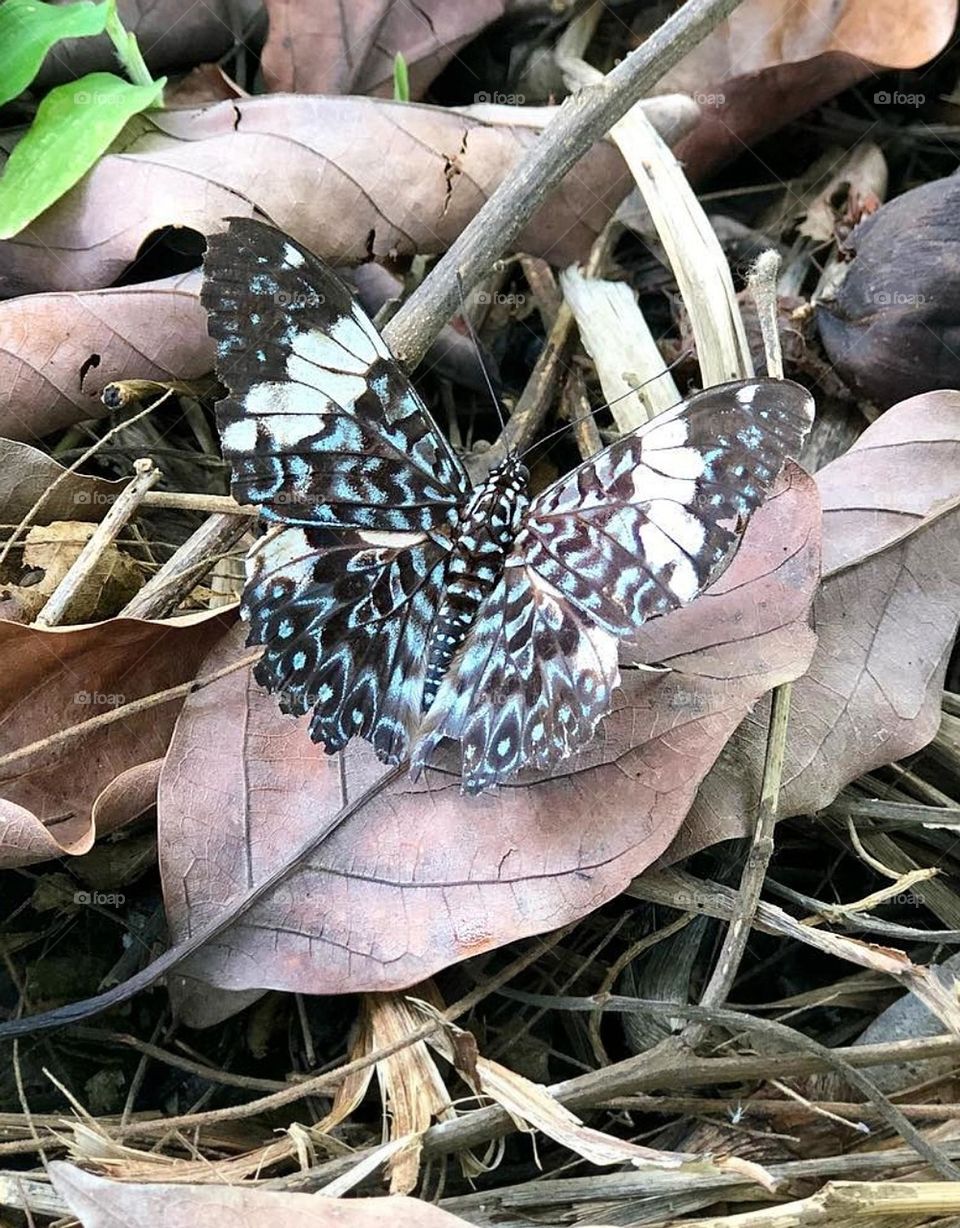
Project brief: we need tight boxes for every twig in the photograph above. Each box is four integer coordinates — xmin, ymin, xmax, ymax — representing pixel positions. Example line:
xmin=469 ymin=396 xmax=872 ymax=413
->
xmin=33 ymin=459 xmax=161 ymax=627
xmin=629 ymin=868 xmax=960 ymax=1032
xmin=690 ymin=253 xmax=792 ymax=1020
xmin=97 ymin=924 xmax=577 ymax=1143
xmin=140 ymin=491 xmax=256 ymax=516
xmin=441 ymin=1167 xmax=960 ymax=1223
xmin=274 ymin=1033 xmax=960 ymax=1193
xmin=0 ymin=394 xmax=170 ymax=570
xmin=695 ymin=685 xmax=793 ymax=1013
xmin=670 ymin=1180 xmax=960 ymax=1227
xmin=119 ymin=513 xmax=250 ymax=619
xmin=496 ymin=990 xmax=960 ymax=1180
xmin=382 ymin=0 xmax=747 ymax=369
xmin=0 ymin=650 xmax=260 ymax=776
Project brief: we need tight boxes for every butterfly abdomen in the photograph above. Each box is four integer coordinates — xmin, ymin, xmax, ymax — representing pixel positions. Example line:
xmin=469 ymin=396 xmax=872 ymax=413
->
xmin=421 ymin=453 xmax=530 ymax=712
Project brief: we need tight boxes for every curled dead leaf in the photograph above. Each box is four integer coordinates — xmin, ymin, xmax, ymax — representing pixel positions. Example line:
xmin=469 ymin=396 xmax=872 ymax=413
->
xmin=0 ymin=611 xmax=232 ymax=869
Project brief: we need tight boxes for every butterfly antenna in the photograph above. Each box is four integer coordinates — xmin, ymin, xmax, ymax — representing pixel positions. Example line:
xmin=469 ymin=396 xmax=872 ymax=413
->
xmin=517 ymin=350 xmax=693 ymax=462
xmin=456 ymin=271 xmax=506 ymax=433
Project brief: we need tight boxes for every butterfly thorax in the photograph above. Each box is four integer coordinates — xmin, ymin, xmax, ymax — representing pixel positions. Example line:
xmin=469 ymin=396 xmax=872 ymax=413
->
xmin=421 ymin=452 xmax=530 ymax=712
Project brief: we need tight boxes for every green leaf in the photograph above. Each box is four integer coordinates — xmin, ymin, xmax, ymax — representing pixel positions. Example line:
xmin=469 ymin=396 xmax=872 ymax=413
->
xmin=0 ymin=0 xmax=111 ymax=107
xmin=0 ymin=70 xmax=165 ymax=239
xmin=393 ymin=51 xmax=409 ymax=103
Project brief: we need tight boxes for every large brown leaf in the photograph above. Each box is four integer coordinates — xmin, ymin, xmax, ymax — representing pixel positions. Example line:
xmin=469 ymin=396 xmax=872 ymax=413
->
xmin=656 ymin=0 xmax=956 ymax=178
xmin=158 ymin=467 xmax=820 ymax=1025
xmin=0 ymin=271 xmax=210 ymax=441
xmin=668 ymin=392 xmax=960 ymax=859
xmin=0 ymin=611 xmax=232 ymax=868
xmin=0 ymin=96 xmax=630 ymax=295
xmin=50 ymin=1162 xmax=470 ymax=1228
xmin=262 ymin=0 xmax=507 ymax=99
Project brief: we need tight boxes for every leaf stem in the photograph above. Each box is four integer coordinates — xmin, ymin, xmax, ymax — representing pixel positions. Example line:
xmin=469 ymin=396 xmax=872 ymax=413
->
xmin=104 ymin=6 xmax=154 ymax=90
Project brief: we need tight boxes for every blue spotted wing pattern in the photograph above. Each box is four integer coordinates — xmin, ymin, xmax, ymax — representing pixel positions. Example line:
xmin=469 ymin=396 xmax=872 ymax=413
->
xmin=410 ymin=381 xmax=814 ymax=791
xmin=202 ymin=219 xmax=469 ymax=761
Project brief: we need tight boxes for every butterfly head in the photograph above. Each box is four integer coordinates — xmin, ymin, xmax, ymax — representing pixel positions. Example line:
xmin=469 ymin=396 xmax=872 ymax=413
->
xmin=487 ymin=449 xmax=529 ymax=495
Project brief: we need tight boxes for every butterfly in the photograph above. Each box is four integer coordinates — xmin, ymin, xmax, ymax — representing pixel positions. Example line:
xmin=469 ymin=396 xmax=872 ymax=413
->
xmin=201 ymin=219 xmax=815 ymax=794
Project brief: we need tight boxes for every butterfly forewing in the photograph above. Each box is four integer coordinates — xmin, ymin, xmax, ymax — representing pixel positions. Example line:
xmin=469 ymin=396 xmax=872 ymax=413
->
xmin=202 ymin=218 xmax=469 ymax=531
xmin=515 ymin=379 xmax=814 ymax=637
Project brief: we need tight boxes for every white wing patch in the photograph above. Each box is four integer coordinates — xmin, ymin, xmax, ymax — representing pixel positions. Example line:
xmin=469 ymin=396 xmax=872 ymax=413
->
xmin=244 ymin=381 xmax=319 ymax=417
xmin=288 ymin=327 xmax=371 ymax=375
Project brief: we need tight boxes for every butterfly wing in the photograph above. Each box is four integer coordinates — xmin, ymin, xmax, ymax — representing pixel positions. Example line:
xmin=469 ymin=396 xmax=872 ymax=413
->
xmin=245 ymin=524 xmax=450 ymax=762
xmin=411 ymin=378 xmax=814 ymax=791
xmin=202 ymin=218 xmax=470 ymax=530
xmin=202 ymin=219 xmax=470 ymax=761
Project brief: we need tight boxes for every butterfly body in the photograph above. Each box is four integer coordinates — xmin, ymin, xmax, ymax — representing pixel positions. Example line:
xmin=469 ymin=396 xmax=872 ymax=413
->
xmin=423 ymin=451 xmax=530 ymax=711
xmin=202 ymin=220 xmax=815 ymax=793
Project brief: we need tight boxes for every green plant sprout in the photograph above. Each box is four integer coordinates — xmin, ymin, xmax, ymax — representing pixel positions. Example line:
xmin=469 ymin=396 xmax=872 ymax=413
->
xmin=0 ymin=0 xmax=165 ymax=238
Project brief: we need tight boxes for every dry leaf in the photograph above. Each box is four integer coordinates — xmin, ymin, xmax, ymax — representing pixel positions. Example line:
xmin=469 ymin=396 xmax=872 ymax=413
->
xmin=0 ymin=271 xmax=210 ymax=439
xmin=0 ymin=611 xmax=232 ymax=868
xmin=655 ymin=0 xmax=957 ymax=178
xmin=3 ymin=522 xmax=141 ymax=624
xmin=0 ymin=96 xmax=630 ymax=295
xmin=262 ymin=0 xmax=507 ymax=99
xmin=49 ymin=1162 xmax=472 ymax=1228
xmin=669 ymin=392 xmax=960 ymax=859
xmin=158 ymin=468 xmax=819 ymax=1023
xmin=0 ymin=438 xmax=124 ymax=520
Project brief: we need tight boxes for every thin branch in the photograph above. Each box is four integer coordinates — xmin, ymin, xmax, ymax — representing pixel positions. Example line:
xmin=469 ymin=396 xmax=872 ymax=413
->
xmin=382 ymin=0 xmax=747 ymax=369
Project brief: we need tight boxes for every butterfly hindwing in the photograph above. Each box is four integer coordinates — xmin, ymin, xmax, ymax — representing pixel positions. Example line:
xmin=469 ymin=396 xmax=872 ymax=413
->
xmin=410 ymin=566 xmax=619 ymax=793
xmin=245 ymin=524 xmax=451 ymax=764
xmin=202 ymin=218 xmax=469 ymax=532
